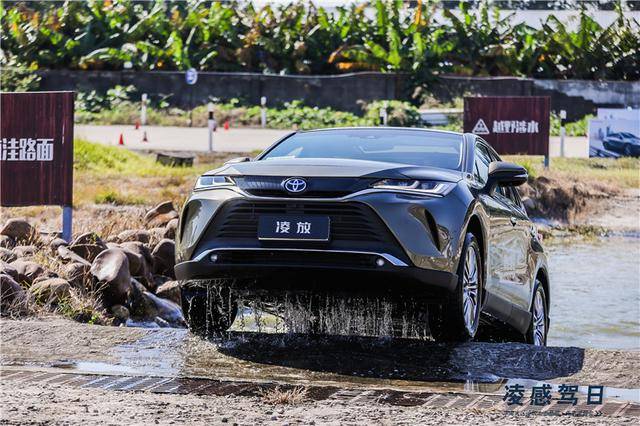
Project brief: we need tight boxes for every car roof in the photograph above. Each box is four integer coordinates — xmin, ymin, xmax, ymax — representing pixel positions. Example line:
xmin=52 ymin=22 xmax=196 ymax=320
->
xmin=298 ymin=126 xmax=466 ymax=137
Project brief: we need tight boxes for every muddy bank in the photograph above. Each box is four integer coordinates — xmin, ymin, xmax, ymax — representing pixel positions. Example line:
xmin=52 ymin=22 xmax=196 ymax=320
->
xmin=2 ymin=319 xmax=639 ymax=389
xmin=521 ymin=176 xmax=640 ymax=234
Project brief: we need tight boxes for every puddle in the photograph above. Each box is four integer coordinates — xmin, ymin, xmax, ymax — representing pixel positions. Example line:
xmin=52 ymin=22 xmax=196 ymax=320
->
xmin=546 ymin=237 xmax=640 ymax=349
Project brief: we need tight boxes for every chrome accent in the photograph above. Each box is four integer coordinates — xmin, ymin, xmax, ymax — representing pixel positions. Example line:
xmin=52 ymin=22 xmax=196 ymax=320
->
xmin=282 ymin=177 xmax=307 ymax=193
xmin=199 ymin=185 xmax=451 ymax=202
xmin=193 ymin=247 xmax=409 ymax=267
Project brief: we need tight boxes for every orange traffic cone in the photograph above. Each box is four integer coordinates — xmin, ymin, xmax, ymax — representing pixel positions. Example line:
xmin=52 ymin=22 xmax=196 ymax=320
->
xmin=142 ymin=131 xmax=148 ymax=143
xmin=118 ymin=133 xmax=124 ymax=145
xmin=224 ymin=120 xmax=230 ymax=130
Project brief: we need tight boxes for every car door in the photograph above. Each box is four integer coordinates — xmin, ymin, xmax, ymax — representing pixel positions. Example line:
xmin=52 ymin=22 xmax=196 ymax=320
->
xmin=472 ymin=142 xmax=514 ymax=305
xmin=490 ymin=183 xmax=533 ymax=312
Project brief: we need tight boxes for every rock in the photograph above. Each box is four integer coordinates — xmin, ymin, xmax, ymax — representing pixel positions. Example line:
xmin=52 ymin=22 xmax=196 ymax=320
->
xmin=29 ymin=277 xmax=71 ymax=304
xmin=119 ymin=242 xmax=154 ymax=289
xmin=116 ymin=229 xmax=151 ymax=244
xmin=0 ymin=235 xmax=16 ymax=249
xmin=144 ymin=201 xmax=175 ymax=223
xmin=9 ymin=260 xmax=46 ymax=285
xmin=151 ymin=239 xmax=175 ymax=276
xmin=70 ymin=243 xmax=107 ymax=263
xmin=0 ymin=219 xmax=34 ymax=242
xmin=70 ymin=232 xmax=103 ymax=246
xmin=148 ymin=227 xmax=166 ymax=241
xmin=521 ymin=196 xmax=536 ymax=212
xmin=12 ymin=245 xmax=36 ymax=258
xmin=49 ymin=237 xmax=68 ymax=252
xmin=69 ymin=232 xmax=107 ymax=262
xmin=152 ymin=275 xmax=171 ymax=289
xmin=57 ymin=246 xmax=91 ymax=266
xmin=164 ymin=218 xmax=178 ymax=240
xmin=129 ymin=278 xmax=185 ymax=327
xmin=64 ymin=262 xmax=92 ymax=288
xmin=1 ymin=274 xmax=28 ymax=311
xmin=119 ymin=246 xmax=143 ymax=276
xmin=156 ymin=280 xmax=181 ymax=305
xmin=110 ymin=304 xmax=130 ymax=324
xmin=0 ymin=247 xmax=17 ymax=263
xmin=0 ymin=261 xmax=19 ymax=281
xmin=90 ymin=249 xmax=132 ymax=307
xmin=145 ymin=201 xmax=179 ymax=228
xmin=147 ymin=211 xmax=179 ymax=228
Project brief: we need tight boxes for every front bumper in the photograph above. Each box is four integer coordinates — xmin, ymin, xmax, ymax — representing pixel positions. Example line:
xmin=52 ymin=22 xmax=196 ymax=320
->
xmin=175 ymin=187 xmax=470 ymax=295
xmin=174 ymin=247 xmax=458 ymax=295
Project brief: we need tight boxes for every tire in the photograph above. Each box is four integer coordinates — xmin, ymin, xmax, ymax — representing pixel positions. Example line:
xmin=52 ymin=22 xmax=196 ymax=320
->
xmin=526 ymin=280 xmax=548 ymax=346
xmin=429 ymin=233 xmax=483 ymax=342
xmin=181 ymin=281 xmax=238 ymax=338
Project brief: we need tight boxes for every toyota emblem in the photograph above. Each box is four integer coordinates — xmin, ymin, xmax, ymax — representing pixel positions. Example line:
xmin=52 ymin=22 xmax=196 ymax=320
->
xmin=282 ymin=177 xmax=307 ymax=193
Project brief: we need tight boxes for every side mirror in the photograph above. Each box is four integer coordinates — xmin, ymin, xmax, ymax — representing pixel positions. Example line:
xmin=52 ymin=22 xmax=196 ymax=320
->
xmin=224 ymin=156 xmax=251 ymax=165
xmin=487 ymin=161 xmax=528 ymax=187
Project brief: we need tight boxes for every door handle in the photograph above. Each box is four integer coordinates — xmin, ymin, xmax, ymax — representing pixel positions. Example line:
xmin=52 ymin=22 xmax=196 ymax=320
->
xmin=510 ymin=217 xmax=518 ymax=226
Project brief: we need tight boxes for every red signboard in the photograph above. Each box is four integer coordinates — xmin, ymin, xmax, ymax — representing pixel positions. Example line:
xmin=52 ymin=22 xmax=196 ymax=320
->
xmin=463 ymin=96 xmax=550 ymax=156
xmin=0 ymin=91 xmax=74 ymax=207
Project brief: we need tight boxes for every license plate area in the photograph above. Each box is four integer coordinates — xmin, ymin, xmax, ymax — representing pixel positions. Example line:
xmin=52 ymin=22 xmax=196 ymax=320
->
xmin=258 ymin=215 xmax=330 ymax=241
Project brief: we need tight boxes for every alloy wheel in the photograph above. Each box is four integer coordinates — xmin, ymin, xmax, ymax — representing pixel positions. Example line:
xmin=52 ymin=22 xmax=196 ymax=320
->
xmin=462 ymin=246 xmax=479 ymax=335
xmin=532 ymin=286 xmax=547 ymax=346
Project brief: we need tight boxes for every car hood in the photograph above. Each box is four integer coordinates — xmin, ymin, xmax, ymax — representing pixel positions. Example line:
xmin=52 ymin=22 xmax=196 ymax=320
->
xmin=207 ymin=158 xmax=464 ymax=182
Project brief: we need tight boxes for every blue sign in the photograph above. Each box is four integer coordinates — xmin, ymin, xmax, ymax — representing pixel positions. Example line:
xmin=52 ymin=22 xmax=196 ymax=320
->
xmin=185 ymin=68 xmax=198 ymax=85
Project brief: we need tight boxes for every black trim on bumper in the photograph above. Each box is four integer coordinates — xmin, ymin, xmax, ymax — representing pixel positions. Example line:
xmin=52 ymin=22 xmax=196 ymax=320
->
xmin=174 ymin=249 xmax=457 ymax=295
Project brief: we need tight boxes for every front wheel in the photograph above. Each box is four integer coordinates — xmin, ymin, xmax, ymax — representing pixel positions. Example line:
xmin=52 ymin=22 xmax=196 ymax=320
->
xmin=429 ymin=233 xmax=482 ymax=342
xmin=526 ymin=280 xmax=548 ymax=346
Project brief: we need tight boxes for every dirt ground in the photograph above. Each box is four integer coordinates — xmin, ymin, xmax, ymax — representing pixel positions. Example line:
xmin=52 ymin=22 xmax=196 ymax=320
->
xmin=2 ymin=379 xmax=637 ymax=426
xmin=2 ymin=319 xmax=639 ymax=389
xmin=578 ymin=188 xmax=640 ymax=232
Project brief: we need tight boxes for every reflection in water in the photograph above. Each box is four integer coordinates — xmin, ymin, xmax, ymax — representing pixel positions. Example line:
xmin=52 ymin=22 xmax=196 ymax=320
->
xmin=547 ymin=237 xmax=640 ymax=350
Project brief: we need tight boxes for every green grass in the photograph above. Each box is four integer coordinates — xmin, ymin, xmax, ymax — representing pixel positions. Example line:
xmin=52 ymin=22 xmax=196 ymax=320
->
xmin=74 ymin=138 xmax=209 ymax=177
xmin=93 ymin=188 xmax=148 ymax=205
xmin=505 ymin=155 xmax=640 ymax=188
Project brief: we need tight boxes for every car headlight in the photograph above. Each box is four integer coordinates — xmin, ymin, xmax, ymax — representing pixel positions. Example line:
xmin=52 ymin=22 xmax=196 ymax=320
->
xmin=371 ymin=179 xmax=455 ymax=196
xmin=194 ymin=175 xmax=235 ymax=190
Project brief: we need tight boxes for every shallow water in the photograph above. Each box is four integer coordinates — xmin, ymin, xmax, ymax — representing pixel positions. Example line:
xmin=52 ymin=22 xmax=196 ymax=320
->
xmin=546 ymin=237 xmax=640 ymax=350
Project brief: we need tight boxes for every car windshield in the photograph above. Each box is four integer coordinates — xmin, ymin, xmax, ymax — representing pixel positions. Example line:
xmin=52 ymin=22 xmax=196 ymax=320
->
xmin=260 ymin=129 xmax=464 ymax=170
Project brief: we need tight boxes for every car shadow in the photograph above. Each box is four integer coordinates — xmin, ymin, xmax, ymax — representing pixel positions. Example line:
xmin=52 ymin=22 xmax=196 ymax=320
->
xmin=215 ymin=332 xmax=585 ymax=383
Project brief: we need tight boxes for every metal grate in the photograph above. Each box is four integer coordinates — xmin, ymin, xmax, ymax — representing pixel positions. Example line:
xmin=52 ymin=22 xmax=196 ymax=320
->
xmin=2 ymin=368 xmax=637 ymax=418
xmin=210 ymin=199 xmax=395 ymax=244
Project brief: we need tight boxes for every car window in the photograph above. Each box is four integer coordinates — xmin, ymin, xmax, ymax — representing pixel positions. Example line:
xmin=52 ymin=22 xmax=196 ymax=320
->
xmin=260 ymin=129 xmax=464 ymax=170
xmin=507 ymin=187 xmax=524 ymax=210
xmin=473 ymin=142 xmax=492 ymax=185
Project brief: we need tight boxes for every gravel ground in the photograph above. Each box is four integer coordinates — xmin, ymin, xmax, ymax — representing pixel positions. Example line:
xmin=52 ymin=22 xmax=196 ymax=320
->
xmin=1 ymin=379 xmax=636 ymax=426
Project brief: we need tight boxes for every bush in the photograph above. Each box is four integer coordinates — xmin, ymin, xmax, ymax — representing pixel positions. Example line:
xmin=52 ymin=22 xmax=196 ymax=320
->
xmin=363 ymin=100 xmax=422 ymax=127
xmin=550 ymin=114 xmax=593 ymax=137
xmin=2 ymin=1 xmax=637 ymax=83
xmin=0 ymin=55 xmax=41 ymax=92
xmin=245 ymin=101 xmax=370 ymax=130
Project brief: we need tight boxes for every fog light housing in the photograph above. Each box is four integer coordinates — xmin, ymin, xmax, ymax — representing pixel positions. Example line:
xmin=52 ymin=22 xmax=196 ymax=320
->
xmin=210 ymin=254 xmax=219 ymax=263
xmin=376 ymin=258 xmax=385 ymax=267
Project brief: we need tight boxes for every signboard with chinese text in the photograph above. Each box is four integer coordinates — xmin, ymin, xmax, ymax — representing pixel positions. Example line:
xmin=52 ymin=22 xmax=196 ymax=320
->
xmin=0 ymin=91 xmax=74 ymax=207
xmin=463 ymin=96 xmax=550 ymax=156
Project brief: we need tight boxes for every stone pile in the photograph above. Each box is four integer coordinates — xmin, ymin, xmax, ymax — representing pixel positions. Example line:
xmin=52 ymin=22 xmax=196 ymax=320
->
xmin=0 ymin=201 xmax=185 ymax=328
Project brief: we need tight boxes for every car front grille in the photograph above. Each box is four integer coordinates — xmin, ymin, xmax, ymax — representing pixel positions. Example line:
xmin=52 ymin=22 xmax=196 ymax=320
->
xmin=210 ymin=199 xmax=392 ymax=243
xmin=233 ymin=176 xmax=372 ymax=198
